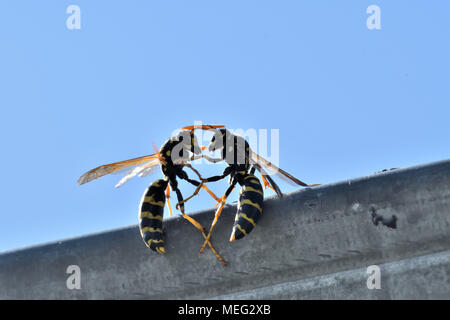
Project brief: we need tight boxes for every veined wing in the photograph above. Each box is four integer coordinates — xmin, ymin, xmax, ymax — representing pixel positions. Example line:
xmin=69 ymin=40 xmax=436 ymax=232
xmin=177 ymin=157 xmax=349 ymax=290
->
xmin=249 ymin=151 xmax=313 ymax=187
xmin=77 ymin=154 xmax=161 ymax=186
xmin=251 ymin=161 xmax=283 ymax=197
xmin=114 ymin=158 xmax=160 ymax=188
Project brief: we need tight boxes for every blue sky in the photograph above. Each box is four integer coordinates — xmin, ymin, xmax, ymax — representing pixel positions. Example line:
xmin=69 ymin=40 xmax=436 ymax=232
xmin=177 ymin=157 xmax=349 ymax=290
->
xmin=0 ymin=1 xmax=448 ymax=253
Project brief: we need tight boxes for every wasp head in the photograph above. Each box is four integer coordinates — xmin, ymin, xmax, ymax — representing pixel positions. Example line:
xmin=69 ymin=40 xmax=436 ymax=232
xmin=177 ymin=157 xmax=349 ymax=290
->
xmin=208 ymin=128 xmax=229 ymax=153
xmin=174 ymin=130 xmax=201 ymax=155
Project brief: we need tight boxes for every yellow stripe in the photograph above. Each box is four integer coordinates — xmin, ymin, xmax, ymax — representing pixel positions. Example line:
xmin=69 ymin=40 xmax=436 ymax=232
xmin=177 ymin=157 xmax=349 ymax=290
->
xmin=147 ymin=239 xmax=164 ymax=247
xmin=155 ymin=247 xmax=165 ymax=254
xmin=141 ymin=227 xmax=163 ymax=234
xmin=152 ymin=181 xmax=161 ymax=187
xmin=238 ymin=213 xmax=256 ymax=227
xmin=244 ymin=176 xmax=260 ymax=185
xmin=240 ymin=199 xmax=262 ymax=213
xmin=235 ymin=224 xmax=247 ymax=236
xmin=242 ymin=186 xmax=263 ymax=196
xmin=143 ymin=196 xmax=165 ymax=207
xmin=139 ymin=211 xmax=163 ymax=220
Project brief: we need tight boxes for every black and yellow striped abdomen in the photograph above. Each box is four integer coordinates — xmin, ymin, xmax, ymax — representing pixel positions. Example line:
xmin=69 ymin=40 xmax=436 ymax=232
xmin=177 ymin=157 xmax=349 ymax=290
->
xmin=139 ymin=179 xmax=168 ymax=254
xmin=230 ymin=174 xmax=264 ymax=241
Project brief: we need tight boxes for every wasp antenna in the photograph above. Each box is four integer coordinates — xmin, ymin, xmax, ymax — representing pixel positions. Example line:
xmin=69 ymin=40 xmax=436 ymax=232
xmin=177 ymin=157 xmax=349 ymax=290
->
xmin=181 ymin=124 xmax=226 ymax=131
xmin=152 ymin=141 xmax=159 ymax=154
xmin=153 ymin=141 xmax=166 ymax=165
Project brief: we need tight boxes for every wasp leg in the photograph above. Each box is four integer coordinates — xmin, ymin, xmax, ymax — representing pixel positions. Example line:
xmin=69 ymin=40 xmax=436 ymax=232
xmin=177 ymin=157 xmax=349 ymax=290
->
xmin=174 ymin=169 xmax=204 ymax=208
xmin=172 ymin=183 xmax=227 ymax=266
xmin=189 ymin=153 xmax=223 ymax=163
xmin=181 ymin=156 xmax=226 ymax=204
xmin=176 ymin=183 xmax=221 ymax=208
xmin=260 ymin=174 xmax=277 ymax=194
xmin=183 ymin=162 xmax=203 ymax=180
xmin=189 ymin=154 xmax=202 ymax=161
xmin=202 ymin=155 xmax=223 ymax=163
xmin=197 ymin=166 xmax=234 ymax=208
xmin=201 ymin=185 xmax=221 ymax=203
xmin=194 ymin=166 xmax=234 ymax=209
xmin=176 ymin=166 xmax=223 ymax=206
xmin=174 ymin=169 xmax=205 ymax=208
xmin=179 ymin=165 xmax=233 ymax=209
xmin=252 ymin=163 xmax=282 ymax=197
xmin=199 ymin=180 xmax=237 ymax=253
xmin=176 ymin=182 xmax=204 ymax=209
xmin=200 ymin=166 xmax=234 ymax=183
xmin=165 ymin=185 xmax=173 ymax=217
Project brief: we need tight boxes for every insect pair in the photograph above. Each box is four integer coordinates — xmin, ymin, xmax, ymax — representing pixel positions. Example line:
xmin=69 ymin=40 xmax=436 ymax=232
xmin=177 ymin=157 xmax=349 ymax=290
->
xmin=78 ymin=124 xmax=318 ymax=266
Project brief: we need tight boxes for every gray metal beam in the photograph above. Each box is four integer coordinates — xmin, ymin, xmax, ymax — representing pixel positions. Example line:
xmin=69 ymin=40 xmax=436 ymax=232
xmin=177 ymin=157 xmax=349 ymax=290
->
xmin=0 ymin=159 xmax=449 ymax=299
xmin=213 ymin=250 xmax=450 ymax=300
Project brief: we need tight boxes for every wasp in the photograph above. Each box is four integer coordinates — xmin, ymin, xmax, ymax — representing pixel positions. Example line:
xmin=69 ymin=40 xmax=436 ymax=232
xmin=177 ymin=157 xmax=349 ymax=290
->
xmin=77 ymin=126 xmax=228 ymax=266
xmin=182 ymin=125 xmax=320 ymax=253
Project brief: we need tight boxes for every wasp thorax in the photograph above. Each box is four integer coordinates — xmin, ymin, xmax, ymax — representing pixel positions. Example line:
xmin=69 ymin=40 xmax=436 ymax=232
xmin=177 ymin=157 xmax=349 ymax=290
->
xmin=208 ymin=129 xmax=227 ymax=152
xmin=170 ymin=131 xmax=200 ymax=164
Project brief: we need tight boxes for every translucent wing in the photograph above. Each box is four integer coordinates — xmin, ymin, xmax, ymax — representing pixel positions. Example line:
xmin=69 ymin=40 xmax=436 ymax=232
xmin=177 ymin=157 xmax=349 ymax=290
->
xmin=251 ymin=161 xmax=283 ymax=197
xmin=114 ymin=158 xmax=160 ymax=188
xmin=77 ymin=153 xmax=161 ymax=186
xmin=249 ymin=151 xmax=312 ymax=187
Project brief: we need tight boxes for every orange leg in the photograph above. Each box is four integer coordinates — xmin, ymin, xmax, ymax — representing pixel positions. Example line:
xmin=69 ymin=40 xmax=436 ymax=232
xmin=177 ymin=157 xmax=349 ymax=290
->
xmin=176 ymin=182 xmax=204 ymax=210
xmin=199 ymin=193 xmax=228 ymax=253
xmin=176 ymin=162 xmax=222 ymax=206
xmin=165 ymin=185 xmax=173 ymax=217
xmin=176 ymin=183 xmax=223 ymax=209
xmin=174 ymin=185 xmax=227 ymax=266
xmin=261 ymin=174 xmax=277 ymax=194
xmin=201 ymin=185 xmax=220 ymax=203
xmin=181 ymin=212 xmax=227 ymax=266
xmin=200 ymin=179 xmax=237 ymax=253
xmin=183 ymin=163 xmax=203 ymax=181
